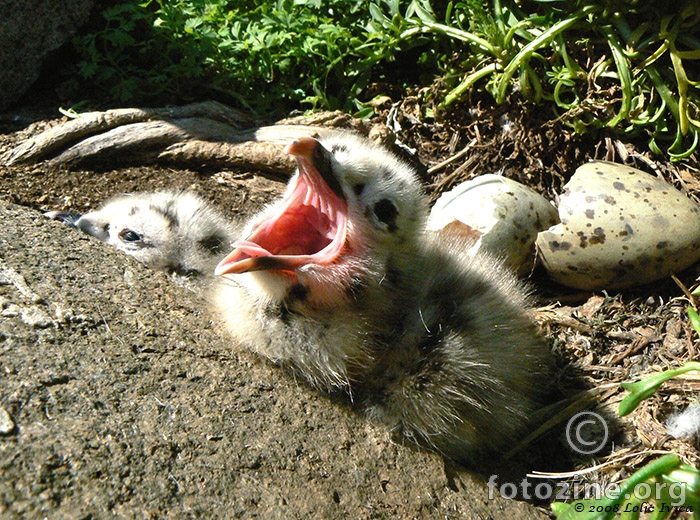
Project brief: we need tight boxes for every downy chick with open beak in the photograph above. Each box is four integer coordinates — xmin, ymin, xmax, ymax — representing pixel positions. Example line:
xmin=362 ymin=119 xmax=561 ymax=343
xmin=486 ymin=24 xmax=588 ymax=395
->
xmin=46 ymin=191 xmax=234 ymax=277
xmin=213 ymin=133 xmax=551 ymax=462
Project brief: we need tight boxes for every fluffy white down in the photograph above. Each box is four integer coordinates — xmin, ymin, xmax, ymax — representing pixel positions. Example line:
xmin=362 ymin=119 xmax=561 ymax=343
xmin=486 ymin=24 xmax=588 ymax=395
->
xmin=666 ymin=403 xmax=700 ymax=440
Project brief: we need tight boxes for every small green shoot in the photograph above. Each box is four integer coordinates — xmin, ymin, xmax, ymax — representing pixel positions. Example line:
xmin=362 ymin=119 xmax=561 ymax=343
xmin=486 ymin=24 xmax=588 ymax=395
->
xmin=618 ymin=362 xmax=700 ymax=417
xmin=688 ymin=306 xmax=700 ymax=337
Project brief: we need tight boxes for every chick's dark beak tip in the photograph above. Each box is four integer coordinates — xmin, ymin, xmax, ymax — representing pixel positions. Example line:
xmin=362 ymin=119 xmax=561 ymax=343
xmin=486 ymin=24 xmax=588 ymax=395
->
xmin=45 ymin=210 xmax=83 ymax=227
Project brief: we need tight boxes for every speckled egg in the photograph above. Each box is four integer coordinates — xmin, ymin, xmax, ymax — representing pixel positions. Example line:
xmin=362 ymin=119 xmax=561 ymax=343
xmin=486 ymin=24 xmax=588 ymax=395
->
xmin=536 ymin=161 xmax=700 ymax=290
xmin=428 ymin=174 xmax=559 ymax=275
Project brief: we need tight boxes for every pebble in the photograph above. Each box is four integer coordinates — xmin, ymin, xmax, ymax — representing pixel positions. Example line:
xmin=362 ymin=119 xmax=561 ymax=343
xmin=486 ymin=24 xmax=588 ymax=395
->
xmin=0 ymin=407 xmax=16 ymax=435
xmin=21 ymin=306 xmax=54 ymax=329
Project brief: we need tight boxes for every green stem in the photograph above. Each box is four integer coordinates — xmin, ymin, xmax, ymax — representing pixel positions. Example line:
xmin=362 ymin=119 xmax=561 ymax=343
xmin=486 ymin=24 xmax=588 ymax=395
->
xmin=493 ymin=0 xmax=506 ymax=36
xmin=601 ymin=24 xmax=633 ymax=128
xmin=633 ymin=40 xmax=670 ymax=71
xmin=440 ymin=63 xmax=499 ymax=108
xmin=399 ymin=21 xmax=496 ymax=56
xmin=503 ymin=17 xmax=534 ymax=51
xmin=646 ymin=65 xmax=680 ymax=119
xmin=669 ymin=43 xmax=700 ymax=134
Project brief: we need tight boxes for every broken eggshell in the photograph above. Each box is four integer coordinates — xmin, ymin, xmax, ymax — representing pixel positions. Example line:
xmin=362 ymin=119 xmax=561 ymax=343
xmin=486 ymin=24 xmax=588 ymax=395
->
xmin=428 ymin=174 xmax=559 ymax=275
xmin=536 ymin=161 xmax=700 ymax=290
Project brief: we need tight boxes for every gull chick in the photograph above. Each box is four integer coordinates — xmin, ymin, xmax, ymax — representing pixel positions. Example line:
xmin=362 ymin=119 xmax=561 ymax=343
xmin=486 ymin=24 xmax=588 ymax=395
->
xmin=46 ymin=191 xmax=234 ymax=276
xmin=213 ymin=133 xmax=551 ymax=462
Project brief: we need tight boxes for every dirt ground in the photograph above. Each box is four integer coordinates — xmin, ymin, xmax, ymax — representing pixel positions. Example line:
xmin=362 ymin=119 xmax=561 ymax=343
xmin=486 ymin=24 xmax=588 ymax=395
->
xmin=1 ymin=92 xmax=700 ymax=518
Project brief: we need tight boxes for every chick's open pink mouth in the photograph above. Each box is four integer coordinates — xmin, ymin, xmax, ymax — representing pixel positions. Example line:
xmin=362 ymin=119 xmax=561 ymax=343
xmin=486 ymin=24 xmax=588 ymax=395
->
xmin=215 ymin=138 xmax=348 ymax=275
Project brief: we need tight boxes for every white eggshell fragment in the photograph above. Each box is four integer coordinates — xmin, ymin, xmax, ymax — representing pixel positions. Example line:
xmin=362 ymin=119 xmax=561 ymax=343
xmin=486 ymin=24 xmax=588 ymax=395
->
xmin=536 ymin=161 xmax=700 ymax=290
xmin=428 ymin=174 xmax=559 ymax=274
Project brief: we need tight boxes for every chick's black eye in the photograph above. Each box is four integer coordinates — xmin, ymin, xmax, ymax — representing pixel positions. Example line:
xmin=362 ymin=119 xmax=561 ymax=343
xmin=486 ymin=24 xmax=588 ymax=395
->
xmin=373 ymin=199 xmax=398 ymax=231
xmin=119 ymin=229 xmax=142 ymax=242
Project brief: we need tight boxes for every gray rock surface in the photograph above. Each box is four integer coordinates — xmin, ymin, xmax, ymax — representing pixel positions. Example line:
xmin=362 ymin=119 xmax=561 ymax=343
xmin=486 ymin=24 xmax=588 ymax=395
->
xmin=0 ymin=0 xmax=94 ymax=109
xmin=0 ymin=199 xmax=549 ymax=518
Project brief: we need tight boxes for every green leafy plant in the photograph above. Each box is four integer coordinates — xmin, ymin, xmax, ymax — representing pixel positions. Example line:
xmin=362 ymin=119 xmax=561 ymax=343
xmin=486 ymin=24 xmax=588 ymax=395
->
xmin=69 ymin=0 xmax=700 ymax=159
xmin=70 ymin=0 xmax=443 ymax=113
xmin=365 ymin=0 xmax=700 ymax=159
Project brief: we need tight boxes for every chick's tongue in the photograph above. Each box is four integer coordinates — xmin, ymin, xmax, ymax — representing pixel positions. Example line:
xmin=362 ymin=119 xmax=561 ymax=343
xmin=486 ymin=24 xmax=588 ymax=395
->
xmin=230 ymin=240 xmax=271 ymax=257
